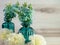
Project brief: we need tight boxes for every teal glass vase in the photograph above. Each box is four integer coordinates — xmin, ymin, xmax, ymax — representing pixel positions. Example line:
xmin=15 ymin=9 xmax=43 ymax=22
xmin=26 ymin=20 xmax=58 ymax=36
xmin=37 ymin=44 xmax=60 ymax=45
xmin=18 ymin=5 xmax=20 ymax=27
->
xmin=18 ymin=22 xmax=34 ymax=43
xmin=2 ymin=18 xmax=15 ymax=32
xmin=2 ymin=21 xmax=15 ymax=32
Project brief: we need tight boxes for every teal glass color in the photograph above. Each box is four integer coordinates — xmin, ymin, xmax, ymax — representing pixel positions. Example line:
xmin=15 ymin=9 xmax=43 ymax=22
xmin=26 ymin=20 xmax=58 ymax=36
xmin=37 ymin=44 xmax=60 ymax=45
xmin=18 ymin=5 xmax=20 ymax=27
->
xmin=18 ymin=22 xmax=34 ymax=43
xmin=2 ymin=21 xmax=15 ymax=32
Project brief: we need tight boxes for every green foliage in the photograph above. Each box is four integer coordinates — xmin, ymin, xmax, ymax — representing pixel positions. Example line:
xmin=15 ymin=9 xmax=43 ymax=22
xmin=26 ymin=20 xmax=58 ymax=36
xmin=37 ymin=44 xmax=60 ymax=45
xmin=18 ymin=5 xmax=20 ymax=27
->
xmin=18 ymin=2 xmax=33 ymax=25
xmin=3 ymin=2 xmax=34 ymax=43
xmin=3 ymin=2 xmax=33 ymax=24
xmin=23 ymin=2 xmax=27 ymax=7
xmin=12 ymin=2 xmax=20 ymax=13
xmin=28 ymin=4 xmax=33 ymax=10
xmin=4 ymin=4 xmax=16 ymax=21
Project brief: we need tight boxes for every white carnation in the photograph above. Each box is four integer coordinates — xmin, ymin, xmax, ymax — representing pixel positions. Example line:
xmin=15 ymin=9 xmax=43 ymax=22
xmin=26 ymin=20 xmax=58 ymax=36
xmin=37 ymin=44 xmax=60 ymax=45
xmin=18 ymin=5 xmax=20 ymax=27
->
xmin=5 ymin=33 xmax=25 ymax=45
xmin=26 ymin=34 xmax=46 ymax=45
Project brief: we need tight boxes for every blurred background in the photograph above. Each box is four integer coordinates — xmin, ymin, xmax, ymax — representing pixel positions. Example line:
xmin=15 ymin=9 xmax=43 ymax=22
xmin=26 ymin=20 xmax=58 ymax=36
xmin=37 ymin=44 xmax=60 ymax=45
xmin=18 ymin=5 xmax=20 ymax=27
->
xmin=0 ymin=0 xmax=60 ymax=45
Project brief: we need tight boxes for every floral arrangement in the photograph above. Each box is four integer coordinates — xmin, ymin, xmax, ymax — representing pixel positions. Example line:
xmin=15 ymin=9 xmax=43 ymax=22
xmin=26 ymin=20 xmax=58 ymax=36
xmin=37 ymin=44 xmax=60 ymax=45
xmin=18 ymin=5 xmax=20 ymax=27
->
xmin=5 ymin=2 xmax=34 ymax=43
xmin=1 ymin=2 xmax=46 ymax=45
xmin=0 ymin=29 xmax=46 ymax=45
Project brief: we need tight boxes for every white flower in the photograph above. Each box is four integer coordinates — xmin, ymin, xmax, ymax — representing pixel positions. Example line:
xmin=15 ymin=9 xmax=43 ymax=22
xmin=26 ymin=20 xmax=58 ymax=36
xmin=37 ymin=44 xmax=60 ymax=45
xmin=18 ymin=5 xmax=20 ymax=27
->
xmin=26 ymin=34 xmax=46 ymax=45
xmin=5 ymin=33 xmax=25 ymax=45
xmin=0 ymin=28 xmax=12 ymax=40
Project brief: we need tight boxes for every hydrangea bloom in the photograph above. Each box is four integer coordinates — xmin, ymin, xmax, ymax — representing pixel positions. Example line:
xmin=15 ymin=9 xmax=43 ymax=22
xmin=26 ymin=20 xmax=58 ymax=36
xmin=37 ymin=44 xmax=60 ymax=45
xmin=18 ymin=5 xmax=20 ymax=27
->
xmin=0 ymin=28 xmax=12 ymax=40
xmin=27 ymin=34 xmax=46 ymax=45
xmin=5 ymin=33 xmax=25 ymax=45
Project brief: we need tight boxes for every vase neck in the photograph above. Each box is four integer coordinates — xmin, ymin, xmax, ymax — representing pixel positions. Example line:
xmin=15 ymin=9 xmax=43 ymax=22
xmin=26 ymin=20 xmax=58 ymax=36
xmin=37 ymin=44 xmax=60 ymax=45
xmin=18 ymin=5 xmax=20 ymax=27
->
xmin=24 ymin=25 xmax=30 ymax=27
xmin=5 ymin=21 xmax=11 ymax=23
xmin=21 ymin=22 xmax=30 ymax=27
xmin=22 ymin=24 xmax=30 ymax=27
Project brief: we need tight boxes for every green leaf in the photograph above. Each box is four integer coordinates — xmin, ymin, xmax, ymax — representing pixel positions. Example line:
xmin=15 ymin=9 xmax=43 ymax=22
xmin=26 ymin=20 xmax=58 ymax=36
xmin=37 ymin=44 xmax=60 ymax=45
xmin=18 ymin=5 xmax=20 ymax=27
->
xmin=28 ymin=4 xmax=33 ymax=10
xmin=23 ymin=2 xmax=27 ymax=7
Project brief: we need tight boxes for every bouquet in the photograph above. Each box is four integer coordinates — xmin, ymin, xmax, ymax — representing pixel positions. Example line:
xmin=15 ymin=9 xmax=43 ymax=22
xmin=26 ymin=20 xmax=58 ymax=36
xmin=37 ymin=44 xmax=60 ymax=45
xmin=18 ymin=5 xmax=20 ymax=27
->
xmin=0 ymin=29 xmax=46 ymax=45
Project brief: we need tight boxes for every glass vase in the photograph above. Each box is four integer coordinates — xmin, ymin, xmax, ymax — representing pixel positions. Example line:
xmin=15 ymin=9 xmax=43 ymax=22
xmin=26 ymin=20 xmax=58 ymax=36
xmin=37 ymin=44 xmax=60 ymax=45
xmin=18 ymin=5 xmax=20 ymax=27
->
xmin=2 ymin=21 xmax=15 ymax=32
xmin=18 ymin=22 xmax=34 ymax=43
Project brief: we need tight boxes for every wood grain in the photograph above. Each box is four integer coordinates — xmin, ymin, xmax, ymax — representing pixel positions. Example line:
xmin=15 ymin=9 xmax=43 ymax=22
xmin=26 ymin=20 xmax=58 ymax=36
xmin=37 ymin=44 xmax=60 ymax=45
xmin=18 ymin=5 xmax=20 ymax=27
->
xmin=35 ymin=28 xmax=60 ymax=37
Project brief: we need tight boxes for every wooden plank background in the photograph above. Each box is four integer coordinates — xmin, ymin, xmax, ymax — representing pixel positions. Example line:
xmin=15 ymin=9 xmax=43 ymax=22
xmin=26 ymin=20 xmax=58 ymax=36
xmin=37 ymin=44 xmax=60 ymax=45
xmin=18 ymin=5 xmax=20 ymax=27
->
xmin=35 ymin=28 xmax=60 ymax=37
